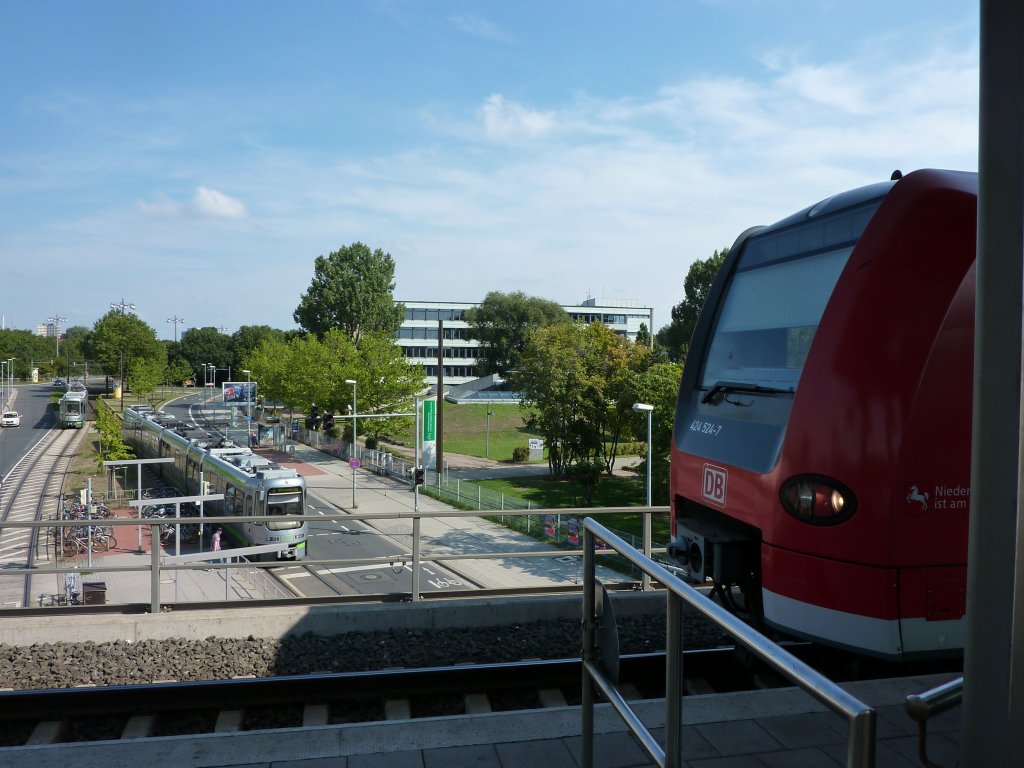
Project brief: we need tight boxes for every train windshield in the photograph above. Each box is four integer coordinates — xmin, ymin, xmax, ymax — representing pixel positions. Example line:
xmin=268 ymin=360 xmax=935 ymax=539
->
xmin=701 ymin=199 xmax=882 ymax=394
xmin=265 ymin=487 xmax=303 ymax=531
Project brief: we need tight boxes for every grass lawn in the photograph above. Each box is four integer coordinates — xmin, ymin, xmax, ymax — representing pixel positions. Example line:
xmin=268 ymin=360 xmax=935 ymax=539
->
xmin=438 ymin=402 xmax=542 ymax=461
xmin=475 ymin=474 xmax=671 ymax=544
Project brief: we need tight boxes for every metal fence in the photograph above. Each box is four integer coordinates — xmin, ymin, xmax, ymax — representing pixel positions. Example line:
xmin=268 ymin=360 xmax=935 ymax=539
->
xmin=581 ymin=518 xmax=877 ymax=768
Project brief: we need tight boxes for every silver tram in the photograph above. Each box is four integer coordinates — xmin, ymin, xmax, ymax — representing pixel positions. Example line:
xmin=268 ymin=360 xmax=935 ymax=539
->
xmin=123 ymin=408 xmax=308 ymax=560
xmin=58 ymin=390 xmax=88 ymax=428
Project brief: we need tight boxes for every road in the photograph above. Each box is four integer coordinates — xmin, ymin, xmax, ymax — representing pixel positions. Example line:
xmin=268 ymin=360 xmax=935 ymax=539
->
xmin=0 ymin=384 xmax=60 ymax=483
xmin=154 ymin=393 xmax=474 ymax=599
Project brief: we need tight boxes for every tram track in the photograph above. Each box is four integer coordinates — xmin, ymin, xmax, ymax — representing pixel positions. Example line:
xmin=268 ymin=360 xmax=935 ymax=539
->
xmin=0 ymin=426 xmax=85 ymax=608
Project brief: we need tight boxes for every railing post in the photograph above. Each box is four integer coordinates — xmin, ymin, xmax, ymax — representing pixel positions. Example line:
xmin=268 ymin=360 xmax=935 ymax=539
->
xmin=411 ymin=516 xmax=421 ymax=601
xmin=642 ymin=509 xmax=652 ymax=591
xmin=665 ymin=591 xmax=684 ymax=767
xmin=581 ymin=522 xmax=597 ymax=768
xmin=150 ymin=524 xmax=161 ymax=614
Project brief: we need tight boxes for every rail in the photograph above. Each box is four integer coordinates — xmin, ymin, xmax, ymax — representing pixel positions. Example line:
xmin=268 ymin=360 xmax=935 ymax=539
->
xmin=580 ymin=518 xmax=877 ymax=768
xmin=905 ymin=676 xmax=963 ymax=768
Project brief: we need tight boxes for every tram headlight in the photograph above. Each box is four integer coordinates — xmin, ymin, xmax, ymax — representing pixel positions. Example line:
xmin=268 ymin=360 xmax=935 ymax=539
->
xmin=780 ymin=475 xmax=856 ymax=525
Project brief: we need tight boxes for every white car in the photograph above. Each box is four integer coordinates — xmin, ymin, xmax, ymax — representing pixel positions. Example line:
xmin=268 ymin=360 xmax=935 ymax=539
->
xmin=0 ymin=411 xmax=20 ymax=427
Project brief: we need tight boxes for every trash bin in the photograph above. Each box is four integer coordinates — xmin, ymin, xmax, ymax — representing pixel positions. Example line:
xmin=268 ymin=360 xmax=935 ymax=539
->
xmin=82 ymin=582 xmax=107 ymax=605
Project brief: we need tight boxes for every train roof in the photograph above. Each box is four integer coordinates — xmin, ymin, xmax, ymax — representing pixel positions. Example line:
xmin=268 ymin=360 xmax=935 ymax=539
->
xmin=59 ymin=390 xmax=88 ymax=401
xmin=126 ymin=407 xmax=301 ymax=482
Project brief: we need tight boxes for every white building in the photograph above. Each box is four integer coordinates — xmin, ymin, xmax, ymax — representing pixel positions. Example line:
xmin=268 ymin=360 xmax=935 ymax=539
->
xmin=397 ymin=298 xmax=654 ymax=386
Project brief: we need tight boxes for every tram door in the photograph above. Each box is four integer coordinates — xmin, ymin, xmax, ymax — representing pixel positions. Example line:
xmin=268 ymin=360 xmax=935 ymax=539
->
xmin=244 ymin=490 xmax=258 ymax=559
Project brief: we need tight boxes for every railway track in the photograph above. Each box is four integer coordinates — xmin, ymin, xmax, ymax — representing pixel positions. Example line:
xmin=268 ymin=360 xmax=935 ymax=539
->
xmin=0 ymin=427 xmax=85 ymax=608
xmin=0 ymin=648 xmax=755 ymax=750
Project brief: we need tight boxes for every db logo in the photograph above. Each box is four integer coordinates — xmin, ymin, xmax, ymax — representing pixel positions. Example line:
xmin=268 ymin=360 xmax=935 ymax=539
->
xmin=702 ymin=464 xmax=728 ymax=507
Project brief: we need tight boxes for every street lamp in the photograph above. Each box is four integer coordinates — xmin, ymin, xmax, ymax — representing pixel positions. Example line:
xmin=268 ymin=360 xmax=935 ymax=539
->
xmin=485 ymin=409 xmax=494 ymax=458
xmin=47 ymin=315 xmax=67 ymax=357
xmin=166 ymin=315 xmax=185 ymax=342
xmin=632 ymin=403 xmax=654 ymax=507
xmin=110 ymin=298 xmax=135 ymax=314
xmin=632 ymin=402 xmax=654 ymax=591
xmin=7 ymin=359 xmax=15 ymax=404
xmin=345 ymin=378 xmax=358 ymax=509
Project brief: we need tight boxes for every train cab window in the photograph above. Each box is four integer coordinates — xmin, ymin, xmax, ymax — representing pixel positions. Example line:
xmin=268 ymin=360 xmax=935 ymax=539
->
xmin=701 ymin=199 xmax=884 ymax=394
xmin=265 ymin=488 xmax=303 ymax=531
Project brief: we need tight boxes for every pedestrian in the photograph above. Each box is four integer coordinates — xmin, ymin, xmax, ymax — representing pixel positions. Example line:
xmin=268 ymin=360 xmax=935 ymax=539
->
xmin=212 ymin=526 xmax=223 ymax=563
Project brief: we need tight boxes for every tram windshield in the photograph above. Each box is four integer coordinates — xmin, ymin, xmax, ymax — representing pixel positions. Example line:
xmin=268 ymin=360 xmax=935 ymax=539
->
xmin=265 ymin=488 xmax=303 ymax=531
xmin=700 ymin=199 xmax=883 ymax=394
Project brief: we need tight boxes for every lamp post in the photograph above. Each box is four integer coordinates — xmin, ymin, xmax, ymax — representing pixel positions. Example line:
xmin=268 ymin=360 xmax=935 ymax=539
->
xmin=345 ymin=379 xmax=358 ymax=508
xmin=7 ymin=358 xmax=15 ymax=404
xmin=485 ymin=409 xmax=494 ymax=458
xmin=166 ymin=315 xmax=185 ymax=342
xmin=110 ymin=298 xmax=135 ymax=314
xmin=0 ymin=360 xmax=7 ymax=407
xmin=242 ymin=369 xmax=253 ymax=445
xmin=632 ymin=402 xmax=654 ymax=591
xmin=47 ymin=315 xmax=67 ymax=357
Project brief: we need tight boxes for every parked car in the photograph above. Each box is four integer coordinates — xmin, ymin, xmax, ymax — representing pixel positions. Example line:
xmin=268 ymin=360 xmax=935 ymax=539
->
xmin=1 ymin=411 xmax=21 ymax=427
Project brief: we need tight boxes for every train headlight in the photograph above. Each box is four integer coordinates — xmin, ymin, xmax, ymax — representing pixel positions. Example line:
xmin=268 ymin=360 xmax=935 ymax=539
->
xmin=780 ymin=475 xmax=856 ymax=525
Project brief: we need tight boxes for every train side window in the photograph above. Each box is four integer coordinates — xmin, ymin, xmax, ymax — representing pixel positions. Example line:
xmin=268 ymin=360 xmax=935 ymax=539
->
xmin=245 ymin=494 xmax=254 ymax=516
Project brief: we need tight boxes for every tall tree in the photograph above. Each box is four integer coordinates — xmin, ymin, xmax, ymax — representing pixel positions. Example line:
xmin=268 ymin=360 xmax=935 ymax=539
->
xmin=512 ymin=322 xmax=643 ymax=480
xmin=178 ymin=327 xmax=234 ymax=383
xmin=352 ymin=332 xmax=425 ymax=442
xmin=656 ymin=248 xmax=728 ymax=363
xmin=465 ymin=291 xmax=568 ymax=376
xmin=293 ymin=242 xmax=405 ymax=341
xmin=230 ymin=325 xmax=286 ymax=374
xmin=83 ymin=311 xmax=165 ymax=382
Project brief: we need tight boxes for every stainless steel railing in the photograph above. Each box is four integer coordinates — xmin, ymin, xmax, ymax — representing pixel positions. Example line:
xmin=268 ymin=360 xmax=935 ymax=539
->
xmin=905 ymin=676 xmax=963 ymax=768
xmin=581 ymin=518 xmax=877 ymax=768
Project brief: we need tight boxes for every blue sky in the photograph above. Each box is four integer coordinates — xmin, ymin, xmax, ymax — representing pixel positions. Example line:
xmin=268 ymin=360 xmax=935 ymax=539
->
xmin=0 ymin=1 xmax=978 ymax=340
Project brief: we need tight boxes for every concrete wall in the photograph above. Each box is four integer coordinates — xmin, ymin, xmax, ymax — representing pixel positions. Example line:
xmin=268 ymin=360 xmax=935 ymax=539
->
xmin=0 ymin=592 xmax=665 ymax=646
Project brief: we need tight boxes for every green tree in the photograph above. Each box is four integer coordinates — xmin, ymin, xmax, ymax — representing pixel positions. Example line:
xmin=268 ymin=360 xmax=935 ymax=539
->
xmin=94 ymin=400 xmax=134 ymax=467
xmin=243 ymin=329 xmax=359 ymax=418
xmin=465 ymin=291 xmax=569 ymax=376
xmin=230 ymin=325 xmax=286 ymax=374
xmin=635 ymin=322 xmax=652 ymax=349
xmin=351 ymin=332 xmax=424 ymax=442
xmin=512 ymin=322 xmax=643 ymax=480
xmin=656 ymin=248 xmax=728 ymax=363
xmin=83 ymin=311 xmax=166 ymax=384
xmin=127 ymin=356 xmax=165 ymax=403
xmin=166 ymin=358 xmax=195 ymax=386
xmin=178 ymin=327 xmax=234 ymax=383
xmin=293 ymin=242 xmax=405 ymax=341
xmin=629 ymin=361 xmax=683 ymax=504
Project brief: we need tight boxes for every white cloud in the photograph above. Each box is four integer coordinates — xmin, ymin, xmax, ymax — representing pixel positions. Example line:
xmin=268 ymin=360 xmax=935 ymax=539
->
xmin=137 ymin=186 xmax=249 ymax=220
xmin=479 ymin=94 xmax=557 ymax=141
xmin=449 ymin=14 xmax=511 ymax=42
xmin=192 ymin=186 xmax=248 ymax=219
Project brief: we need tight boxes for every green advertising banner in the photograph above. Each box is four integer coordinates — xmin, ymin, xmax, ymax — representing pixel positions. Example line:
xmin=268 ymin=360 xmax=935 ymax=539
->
xmin=423 ymin=398 xmax=436 ymax=442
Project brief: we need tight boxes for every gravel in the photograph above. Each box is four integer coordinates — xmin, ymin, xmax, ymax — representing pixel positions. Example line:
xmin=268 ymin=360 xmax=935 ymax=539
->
xmin=0 ymin=612 xmax=727 ymax=690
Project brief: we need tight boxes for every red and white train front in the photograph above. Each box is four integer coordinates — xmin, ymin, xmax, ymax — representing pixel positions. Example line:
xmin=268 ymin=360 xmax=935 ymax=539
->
xmin=668 ymin=169 xmax=976 ymax=659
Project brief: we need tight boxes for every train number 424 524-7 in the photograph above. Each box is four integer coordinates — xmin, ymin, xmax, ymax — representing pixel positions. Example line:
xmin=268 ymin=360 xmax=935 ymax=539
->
xmin=689 ymin=420 xmax=723 ymax=436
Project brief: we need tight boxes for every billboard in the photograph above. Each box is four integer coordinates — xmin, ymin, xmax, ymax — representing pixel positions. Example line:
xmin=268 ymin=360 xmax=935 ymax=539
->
xmin=222 ymin=381 xmax=257 ymax=406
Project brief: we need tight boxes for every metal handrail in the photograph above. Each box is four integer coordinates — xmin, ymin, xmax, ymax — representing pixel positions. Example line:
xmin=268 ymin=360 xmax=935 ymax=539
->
xmin=905 ymin=676 xmax=963 ymax=768
xmin=581 ymin=518 xmax=876 ymax=768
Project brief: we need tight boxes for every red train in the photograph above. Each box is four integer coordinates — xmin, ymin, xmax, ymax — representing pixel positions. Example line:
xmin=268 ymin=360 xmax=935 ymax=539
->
xmin=668 ymin=169 xmax=976 ymax=659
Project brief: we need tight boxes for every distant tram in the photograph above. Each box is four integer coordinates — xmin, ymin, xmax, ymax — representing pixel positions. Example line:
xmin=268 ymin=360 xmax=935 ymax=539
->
xmin=58 ymin=390 xmax=88 ymax=429
xmin=123 ymin=408 xmax=308 ymax=560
